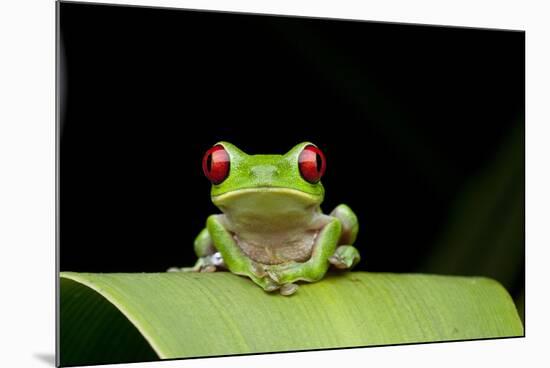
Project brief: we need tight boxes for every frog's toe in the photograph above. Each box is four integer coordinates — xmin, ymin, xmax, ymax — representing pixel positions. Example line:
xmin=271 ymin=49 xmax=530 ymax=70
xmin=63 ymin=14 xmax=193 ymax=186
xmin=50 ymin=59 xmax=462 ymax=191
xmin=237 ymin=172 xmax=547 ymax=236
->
xmin=280 ymin=283 xmax=299 ymax=296
xmin=264 ymin=284 xmax=280 ymax=292
xmin=329 ymin=255 xmax=352 ymax=269
xmin=167 ymin=263 xmax=202 ymax=272
xmin=251 ymin=262 xmax=267 ymax=278
xmin=262 ymin=278 xmax=281 ymax=292
xmin=200 ymin=265 xmax=217 ymax=273
xmin=329 ymin=245 xmax=360 ymax=270
xmin=250 ymin=270 xmax=280 ymax=292
xmin=266 ymin=269 xmax=282 ymax=283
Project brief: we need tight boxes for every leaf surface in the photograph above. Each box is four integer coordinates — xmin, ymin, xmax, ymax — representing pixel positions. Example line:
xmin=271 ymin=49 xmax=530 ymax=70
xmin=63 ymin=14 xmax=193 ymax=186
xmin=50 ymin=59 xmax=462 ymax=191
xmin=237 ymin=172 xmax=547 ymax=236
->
xmin=60 ymin=271 xmax=523 ymax=366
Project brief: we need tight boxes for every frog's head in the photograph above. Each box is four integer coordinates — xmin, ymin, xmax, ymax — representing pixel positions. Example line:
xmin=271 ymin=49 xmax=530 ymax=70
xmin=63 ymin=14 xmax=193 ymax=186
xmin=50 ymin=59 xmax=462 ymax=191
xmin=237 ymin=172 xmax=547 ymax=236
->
xmin=202 ymin=142 xmax=326 ymax=213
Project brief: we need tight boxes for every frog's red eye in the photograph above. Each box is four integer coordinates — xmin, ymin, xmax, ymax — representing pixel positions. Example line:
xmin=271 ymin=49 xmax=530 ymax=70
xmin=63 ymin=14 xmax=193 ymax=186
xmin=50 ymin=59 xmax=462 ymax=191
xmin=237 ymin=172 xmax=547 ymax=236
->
xmin=298 ymin=145 xmax=326 ymax=184
xmin=202 ymin=145 xmax=230 ymax=184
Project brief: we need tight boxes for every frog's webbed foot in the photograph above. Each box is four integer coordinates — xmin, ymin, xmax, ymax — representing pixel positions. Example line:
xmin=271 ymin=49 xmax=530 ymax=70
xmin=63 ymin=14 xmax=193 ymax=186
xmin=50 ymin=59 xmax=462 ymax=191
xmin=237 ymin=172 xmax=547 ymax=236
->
xmin=168 ymin=252 xmax=226 ymax=273
xmin=258 ymin=265 xmax=298 ymax=295
xmin=329 ymin=245 xmax=360 ymax=270
xmin=254 ymin=266 xmax=298 ymax=296
xmin=245 ymin=262 xmax=281 ymax=292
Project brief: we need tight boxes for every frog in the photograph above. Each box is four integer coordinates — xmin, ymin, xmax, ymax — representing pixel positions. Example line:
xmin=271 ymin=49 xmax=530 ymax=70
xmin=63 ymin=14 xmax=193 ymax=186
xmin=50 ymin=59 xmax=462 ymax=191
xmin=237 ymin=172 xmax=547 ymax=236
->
xmin=173 ymin=142 xmax=360 ymax=296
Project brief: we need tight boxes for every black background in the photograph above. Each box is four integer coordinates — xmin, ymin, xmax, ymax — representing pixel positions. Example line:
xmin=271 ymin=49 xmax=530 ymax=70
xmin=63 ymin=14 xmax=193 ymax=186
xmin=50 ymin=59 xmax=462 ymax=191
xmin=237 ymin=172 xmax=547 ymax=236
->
xmin=59 ymin=2 xmax=524 ymax=311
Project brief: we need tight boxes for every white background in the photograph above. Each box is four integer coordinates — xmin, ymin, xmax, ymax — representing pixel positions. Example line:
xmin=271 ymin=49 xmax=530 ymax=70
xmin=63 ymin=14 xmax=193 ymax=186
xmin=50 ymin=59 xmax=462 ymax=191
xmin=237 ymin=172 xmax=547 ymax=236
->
xmin=0 ymin=0 xmax=548 ymax=367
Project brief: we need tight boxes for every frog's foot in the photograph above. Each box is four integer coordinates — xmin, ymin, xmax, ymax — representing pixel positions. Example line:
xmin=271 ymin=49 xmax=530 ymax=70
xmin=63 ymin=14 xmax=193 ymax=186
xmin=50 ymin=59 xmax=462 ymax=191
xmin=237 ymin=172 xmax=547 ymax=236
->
xmin=167 ymin=266 xmax=186 ymax=272
xmin=280 ymin=283 xmax=299 ymax=296
xmin=255 ymin=266 xmax=297 ymax=295
xmin=226 ymin=260 xmax=281 ymax=292
xmin=250 ymin=262 xmax=268 ymax=278
xmin=266 ymin=269 xmax=283 ymax=284
xmin=265 ymin=265 xmax=290 ymax=284
xmin=244 ymin=269 xmax=280 ymax=292
xmin=168 ymin=252 xmax=226 ymax=273
xmin=199 ymin=252 xmax=226 ymax=272
xmin=329 ymin=245 xmax=360 ymax=270
xmin=265 ymin=262 xmax=310 ymax=286
xmin=262 ymin=277 xmax=281 ymax=292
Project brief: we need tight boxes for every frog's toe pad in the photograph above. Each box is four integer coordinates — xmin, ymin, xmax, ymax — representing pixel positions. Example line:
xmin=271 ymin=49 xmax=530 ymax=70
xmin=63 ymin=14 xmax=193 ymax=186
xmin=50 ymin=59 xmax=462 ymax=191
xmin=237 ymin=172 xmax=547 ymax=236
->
xmin=263 ymin=281 xmax=281 ymax=292
xmin=329 ymin=255 xmax=352 ymax=269
xmin=280 ymin=283 xmax=299 ymax=296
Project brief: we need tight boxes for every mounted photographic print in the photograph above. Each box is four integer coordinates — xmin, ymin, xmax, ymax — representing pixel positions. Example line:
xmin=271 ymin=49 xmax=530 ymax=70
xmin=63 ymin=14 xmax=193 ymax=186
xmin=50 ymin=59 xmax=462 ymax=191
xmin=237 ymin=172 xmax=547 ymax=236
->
xmin=56 ymin=1 xmax=525 ymax=366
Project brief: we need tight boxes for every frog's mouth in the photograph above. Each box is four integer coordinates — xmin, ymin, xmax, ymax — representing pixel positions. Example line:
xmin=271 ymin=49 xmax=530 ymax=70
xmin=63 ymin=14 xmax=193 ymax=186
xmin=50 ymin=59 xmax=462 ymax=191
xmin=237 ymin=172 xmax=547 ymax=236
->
xmin=212 ymin=187 xmax=321 ymax=214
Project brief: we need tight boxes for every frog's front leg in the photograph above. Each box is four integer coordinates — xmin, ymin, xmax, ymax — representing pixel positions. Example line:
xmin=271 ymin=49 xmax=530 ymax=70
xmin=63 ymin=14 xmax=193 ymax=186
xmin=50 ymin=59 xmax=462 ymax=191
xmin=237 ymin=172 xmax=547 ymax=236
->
xmin=266 ymin=218 xmax=343 ymax=288
xmin=206 ymin=214 xmax=280 ymax=292
xmin=328 ymin=204 xmax=361 ymax=270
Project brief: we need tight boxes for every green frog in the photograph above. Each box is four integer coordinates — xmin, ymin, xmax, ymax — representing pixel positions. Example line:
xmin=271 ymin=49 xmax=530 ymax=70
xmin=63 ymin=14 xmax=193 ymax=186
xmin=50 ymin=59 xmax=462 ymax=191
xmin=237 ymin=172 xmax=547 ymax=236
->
xmin=175 ymin=142 xmax=360 ymax=296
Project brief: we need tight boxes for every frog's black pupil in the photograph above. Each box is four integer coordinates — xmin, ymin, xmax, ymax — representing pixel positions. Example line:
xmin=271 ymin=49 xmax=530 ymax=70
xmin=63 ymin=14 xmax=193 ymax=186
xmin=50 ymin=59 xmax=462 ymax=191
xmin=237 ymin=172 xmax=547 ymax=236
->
xmin=207 ymin=154 xmax=212 ymax=172
xmin=315 ymin=153 xmax=322 ymax=172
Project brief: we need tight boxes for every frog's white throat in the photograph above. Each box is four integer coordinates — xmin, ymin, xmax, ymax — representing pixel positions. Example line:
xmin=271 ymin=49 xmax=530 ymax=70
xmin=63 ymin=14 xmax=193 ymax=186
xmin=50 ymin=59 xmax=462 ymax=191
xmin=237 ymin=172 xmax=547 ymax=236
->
xmin=212 ymin=187 xmax=322 ymax=229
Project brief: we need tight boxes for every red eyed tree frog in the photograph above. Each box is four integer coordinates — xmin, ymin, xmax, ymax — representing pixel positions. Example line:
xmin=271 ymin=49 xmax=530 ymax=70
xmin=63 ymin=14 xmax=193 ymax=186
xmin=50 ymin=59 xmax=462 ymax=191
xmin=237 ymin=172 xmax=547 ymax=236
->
xmin=172 ymin=142 xmax=360 ymax=296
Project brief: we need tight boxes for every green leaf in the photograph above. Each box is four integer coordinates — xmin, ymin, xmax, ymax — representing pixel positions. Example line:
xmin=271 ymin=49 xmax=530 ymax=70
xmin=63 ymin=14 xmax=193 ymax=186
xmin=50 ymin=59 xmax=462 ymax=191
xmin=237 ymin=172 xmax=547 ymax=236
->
xmin=59 ymin=271 xmax=523 ymax=366
xmin=421 ymin=126 xmax=525 ymax=322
